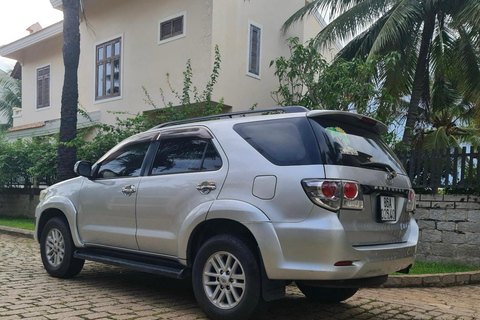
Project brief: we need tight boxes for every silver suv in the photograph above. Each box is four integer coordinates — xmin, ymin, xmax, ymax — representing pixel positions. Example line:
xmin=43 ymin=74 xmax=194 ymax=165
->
xmin=35 ymin=107 xmax=418 ymax=320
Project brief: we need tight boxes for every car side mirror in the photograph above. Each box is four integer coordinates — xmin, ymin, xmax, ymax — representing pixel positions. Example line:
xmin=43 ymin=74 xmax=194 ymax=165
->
xmin=74 ymin=161 xmax=93 ymax=178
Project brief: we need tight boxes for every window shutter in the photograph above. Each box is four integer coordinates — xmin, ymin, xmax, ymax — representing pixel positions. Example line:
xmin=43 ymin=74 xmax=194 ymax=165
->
xmin=44 ymin=67 xmax=50 ymax=106
xmin=161 ymin=21 xmax=172 ymax=40
xmin=173 ymin=17 xmax=183 ymax=35
xmin=37 ymin=78 xmax=43 ymax=107
xmin=249 ymin=25 xmax=261 ymax=75
xmin=37 ymin=66 xmax=50 ymax=108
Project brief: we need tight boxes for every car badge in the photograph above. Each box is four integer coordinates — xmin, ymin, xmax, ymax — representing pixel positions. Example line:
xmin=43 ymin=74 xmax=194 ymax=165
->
xmin=386 ymin=173 xmax=395 ymax=185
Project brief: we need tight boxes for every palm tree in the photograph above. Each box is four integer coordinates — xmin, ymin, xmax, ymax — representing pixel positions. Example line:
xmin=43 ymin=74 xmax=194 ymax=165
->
xmin=415 ymin=57 xmax=479 ymax=149
xmin=0 ymin=75 xmax=21 ymax=128
xmin=57 ymin=0 xmax=81 ymax=182
xmin=283 ymin=0 xmax=480 ymax=148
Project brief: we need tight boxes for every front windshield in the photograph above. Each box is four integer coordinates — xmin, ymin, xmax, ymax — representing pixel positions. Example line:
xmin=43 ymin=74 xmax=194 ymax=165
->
xmin=309 ymin=118 xmax=405 ymax=174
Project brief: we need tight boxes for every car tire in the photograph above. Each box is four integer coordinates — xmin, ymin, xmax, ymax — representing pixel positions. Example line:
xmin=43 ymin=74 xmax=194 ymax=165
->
xmin=296 ymin=283 xmax=358 ymax=303
xmin=192 ymin=234 xmax=261 ymax=320
xmin=40 ymin=217 xmax=85 ymax=279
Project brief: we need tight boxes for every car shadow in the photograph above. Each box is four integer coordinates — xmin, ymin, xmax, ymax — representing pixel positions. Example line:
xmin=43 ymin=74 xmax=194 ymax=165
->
xmin=67 ymin=263 xmax=358 ymax=319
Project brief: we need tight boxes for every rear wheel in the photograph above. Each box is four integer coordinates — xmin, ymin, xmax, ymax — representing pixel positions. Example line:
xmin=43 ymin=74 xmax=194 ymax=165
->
xmin=296 ymin=283 xmax=358 ymax=303
xmin=40 ymin=217 xmax=84 ymax=278
xmin=192 ymin=234 xmax=261 ymax=320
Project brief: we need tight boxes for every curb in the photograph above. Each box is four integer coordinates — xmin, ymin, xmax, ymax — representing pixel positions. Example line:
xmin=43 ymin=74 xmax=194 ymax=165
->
xmin=0 ymin=226 xmax=34 ymax=239
xmin=382 ymin=271 xmax=480 ymax=288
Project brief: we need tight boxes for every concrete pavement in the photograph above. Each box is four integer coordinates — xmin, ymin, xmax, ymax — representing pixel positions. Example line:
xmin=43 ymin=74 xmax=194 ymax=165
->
xmin=0 ymin=233 xmax=479 ymax=320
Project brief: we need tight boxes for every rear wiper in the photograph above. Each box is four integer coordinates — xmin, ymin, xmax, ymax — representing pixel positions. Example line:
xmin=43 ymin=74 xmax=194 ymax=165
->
xmin=359 ymin=162 xmax=397 ymax=178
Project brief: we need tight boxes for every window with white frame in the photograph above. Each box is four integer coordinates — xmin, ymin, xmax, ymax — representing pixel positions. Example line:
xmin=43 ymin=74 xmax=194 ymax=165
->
xmin=96 ymin=37 xmax=121 ymax=101
xmin=248 ymin=23 xmax=262 ymax=77
xmin=36 ymin=65 xmax=50 ymax=109
xmin=159 ymin=13 xmax=185 ymax=44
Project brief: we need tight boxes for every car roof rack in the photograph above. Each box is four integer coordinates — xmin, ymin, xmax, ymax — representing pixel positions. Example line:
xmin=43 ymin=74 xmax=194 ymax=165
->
xmin=150 ymin=106 xmax=309 ymax=130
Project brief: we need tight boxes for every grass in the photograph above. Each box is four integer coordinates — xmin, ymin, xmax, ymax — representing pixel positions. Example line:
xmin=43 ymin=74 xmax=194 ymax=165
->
xmin=0 ymin=215 xmax=35 ymax=230
xmin=393 ymin=261 xmax=480 ymax=275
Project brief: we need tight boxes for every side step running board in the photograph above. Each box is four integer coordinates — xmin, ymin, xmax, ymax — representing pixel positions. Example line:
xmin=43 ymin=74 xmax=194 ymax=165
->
xmin=74 ymin=249 xmax=190 ymax=279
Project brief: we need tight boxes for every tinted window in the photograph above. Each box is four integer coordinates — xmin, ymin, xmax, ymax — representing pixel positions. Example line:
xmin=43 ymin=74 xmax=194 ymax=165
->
xmin=310 ymin=118 xmax=405 ymax=173
xmin=97 ymin=142 xmax=150 ymax=179
xmin=151 ymin=138 xmax=222 ymax=175
xmin=202 ymin=142 xmax=223 ymax=171
xmin=233 ymin=118 xmax=321 ymax=166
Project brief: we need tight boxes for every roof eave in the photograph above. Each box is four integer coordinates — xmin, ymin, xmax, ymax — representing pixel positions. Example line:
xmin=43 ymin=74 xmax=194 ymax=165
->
xmin=0 ymin=21 xmax=63 ymax=58
xmin=50 ymin=0 xmax=63 ymax=10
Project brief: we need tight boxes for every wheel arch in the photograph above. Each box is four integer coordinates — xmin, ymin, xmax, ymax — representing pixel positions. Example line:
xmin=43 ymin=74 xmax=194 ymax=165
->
xmin=179 ymin=199 xmax=271 ymax=265
xmin=186 ymin=219 xmax=260 ymax=268
xmin=36 ymin=197 xmax=84 ymax=247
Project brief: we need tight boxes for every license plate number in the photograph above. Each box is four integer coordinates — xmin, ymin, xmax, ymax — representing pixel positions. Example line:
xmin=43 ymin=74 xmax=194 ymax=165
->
xmin=380 ymin=196 xmax=396 ymax=221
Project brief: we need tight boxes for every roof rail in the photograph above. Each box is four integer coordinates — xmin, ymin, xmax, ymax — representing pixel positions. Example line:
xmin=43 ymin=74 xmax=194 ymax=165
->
xmin=150 ymin=106 xmax=309 ymax=130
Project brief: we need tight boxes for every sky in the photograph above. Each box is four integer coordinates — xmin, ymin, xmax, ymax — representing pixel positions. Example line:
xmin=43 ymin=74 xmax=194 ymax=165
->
xmin=0 ymin=0 xmax=63 ymax=72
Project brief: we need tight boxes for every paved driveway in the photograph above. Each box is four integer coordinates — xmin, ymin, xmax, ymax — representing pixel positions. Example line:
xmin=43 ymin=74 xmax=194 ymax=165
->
xmin=0 ymin=233 xmax=479 ymax=320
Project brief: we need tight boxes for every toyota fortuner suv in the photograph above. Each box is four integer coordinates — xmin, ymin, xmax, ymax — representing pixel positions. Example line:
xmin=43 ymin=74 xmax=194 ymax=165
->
xmin=35 ymin=107 xmax=418 ymax=320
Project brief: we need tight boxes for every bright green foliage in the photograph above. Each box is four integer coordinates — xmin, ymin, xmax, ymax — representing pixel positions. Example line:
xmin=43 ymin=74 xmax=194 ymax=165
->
xmin=0 ymin=136 xmax=57 ymax=188
xmin=0 ymin=46 xmax=224 ymax=186
xmin=271 ymin=37 xmax=403 ymax=144
xmin=283 ymin=0 xmax=480 ymax=147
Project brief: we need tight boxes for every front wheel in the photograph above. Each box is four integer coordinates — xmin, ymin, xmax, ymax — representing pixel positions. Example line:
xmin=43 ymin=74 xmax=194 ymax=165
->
xmin=296 ymin=283 xmax=358 ymax=303
xmin=40 ymin=217 xmax=84 ymax=278
xmin=192 ymin=234 xmax=261 ymax=320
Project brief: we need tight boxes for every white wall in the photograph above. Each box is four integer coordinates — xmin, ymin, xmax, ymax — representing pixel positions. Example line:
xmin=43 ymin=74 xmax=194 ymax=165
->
xmin=12 ymin=0 xmax=337 ymax=128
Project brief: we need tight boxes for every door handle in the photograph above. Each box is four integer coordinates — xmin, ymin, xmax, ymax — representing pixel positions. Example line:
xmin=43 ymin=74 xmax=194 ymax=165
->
xmin=122 ymin=185 xmax=136 ymax=197
xmin=197 ymin=181 xmax=216 ymax=195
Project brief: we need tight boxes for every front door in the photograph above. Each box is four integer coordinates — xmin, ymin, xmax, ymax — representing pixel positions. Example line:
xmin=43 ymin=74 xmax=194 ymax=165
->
xmin=135 ymin=128 xmax=228 ymax=257
xmin=77 ymin=140 xmax=151 ymax=249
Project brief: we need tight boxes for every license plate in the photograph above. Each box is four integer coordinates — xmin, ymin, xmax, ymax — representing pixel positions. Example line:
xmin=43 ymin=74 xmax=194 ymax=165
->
xmin=380 ymin=196 xmax=396 ymax=221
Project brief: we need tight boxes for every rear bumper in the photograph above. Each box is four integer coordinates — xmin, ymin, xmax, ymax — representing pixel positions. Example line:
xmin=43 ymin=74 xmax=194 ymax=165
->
xmin=296 ymin=275 xmax=388 ymax=288
xmin=249 ymin=209 xmax=418 ymax=282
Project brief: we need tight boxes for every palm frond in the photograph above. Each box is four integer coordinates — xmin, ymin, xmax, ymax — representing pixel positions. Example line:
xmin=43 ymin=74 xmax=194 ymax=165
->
xmin=282 ymin=0 xmax=379 ymax=33
xmin=367 ymin=0 xmax=424 ymax=59
xmin=0 ymin=76 xmax=21 ymax=126
xmin=423 ymin=127 xmax=456 ymax=149
xmin=309 ymin=0 xmax=399 ymax=50
xmin=453 ymin=28 xmax=480 ymax=109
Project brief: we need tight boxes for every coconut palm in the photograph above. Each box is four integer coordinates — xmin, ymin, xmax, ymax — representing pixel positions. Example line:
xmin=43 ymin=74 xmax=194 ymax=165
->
xmin=415 ymin=61 xmax=479 ymax=150
xmin=0 ymin=75 xmax=21 ymax=128
xmin=283 ymin=0 xmax=480 ymax=148
xmin=57 ymin=0 xmax=82 ymax=182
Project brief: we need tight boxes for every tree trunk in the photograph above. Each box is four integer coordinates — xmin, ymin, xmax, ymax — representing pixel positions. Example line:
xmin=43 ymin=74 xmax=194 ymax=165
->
xmin=402 ymin=12 xmax=436 ymax=147
xmin=57 ymin=0 xmax=80 ymax=182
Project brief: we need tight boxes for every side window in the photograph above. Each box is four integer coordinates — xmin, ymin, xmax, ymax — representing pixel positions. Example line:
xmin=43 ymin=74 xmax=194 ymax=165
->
xmin=202 ymin=141 xmax=223 ymax=171
xmin=151 ymin=137 xmax=222 ymax=175
xmin=233 ymin=118 xmax=322 ymax=166
xmin=97 ymin=142 xmax=150 ymax=179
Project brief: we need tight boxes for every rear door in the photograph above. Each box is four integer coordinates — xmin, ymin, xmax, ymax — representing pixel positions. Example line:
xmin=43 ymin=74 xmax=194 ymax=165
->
xmin=309 ymin=116 xmax=411 ymax=246
xmin=135 ymin=127 xmax=228 ymax=256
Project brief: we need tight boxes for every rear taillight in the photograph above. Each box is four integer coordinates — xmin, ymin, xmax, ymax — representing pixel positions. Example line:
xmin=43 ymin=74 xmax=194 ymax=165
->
xmin=302 ymin=179 xmax=364 ymax=211
xmin=406 ymin=189 xmax=416 ymax=212
xmin=343 ymin=182 xmax=358 ymax=199
xmin=301 ymin=180 xmax=342 ymax=211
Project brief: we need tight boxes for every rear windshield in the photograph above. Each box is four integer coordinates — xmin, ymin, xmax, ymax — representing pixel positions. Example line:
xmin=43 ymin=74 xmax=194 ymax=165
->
xmin=309 ymin=118 xmax=405 ymax=173
xmin=233 ymin=118 xmax=321 ymax=166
